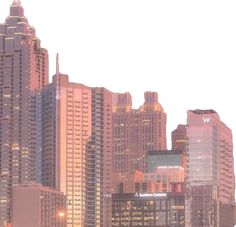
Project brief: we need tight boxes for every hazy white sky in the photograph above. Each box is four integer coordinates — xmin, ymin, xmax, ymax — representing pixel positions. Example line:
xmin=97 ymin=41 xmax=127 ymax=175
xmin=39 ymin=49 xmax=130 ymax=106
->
xmin=1 ymin=0 xmax=236 ymax=148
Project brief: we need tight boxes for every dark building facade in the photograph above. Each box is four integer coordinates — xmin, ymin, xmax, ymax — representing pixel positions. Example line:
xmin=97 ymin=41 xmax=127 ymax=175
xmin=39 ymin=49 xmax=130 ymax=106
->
xmin=112 ymin=192 xmax=185 ymax=226
xmin=187 ymin=185 xmax=216 ymax=226
xmin=147 ymin=150 xmax=185 ymax=173
xmin=85 ymin=88 xmax=113 ymax=227
xmin=171 ymin=124 xmax=187 ymax=153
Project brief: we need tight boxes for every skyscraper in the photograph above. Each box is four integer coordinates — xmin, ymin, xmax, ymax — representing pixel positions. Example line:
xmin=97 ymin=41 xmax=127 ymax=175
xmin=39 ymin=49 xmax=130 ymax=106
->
xmin=185 ymin=109 xmax=235 ymax=226
xmin=85 ymin=88 xmax=113 ymax=227
xmin=42 ymin=64 xmax=91 ymax=227
xmin=112 ymin=91 xmax=167 ymax=174
xmin=0 ymin=1 xmax=48 ymax=224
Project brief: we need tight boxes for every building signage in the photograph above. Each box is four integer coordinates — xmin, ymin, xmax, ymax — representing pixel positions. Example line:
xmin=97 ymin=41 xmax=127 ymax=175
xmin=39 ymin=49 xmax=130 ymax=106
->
xmin=135 ymin=192 xmax=167 ymax=198
xmin=157 ymin=166 xmax=183 ymax=169
xmin=203 ymin=116 xmax=210 ymax=123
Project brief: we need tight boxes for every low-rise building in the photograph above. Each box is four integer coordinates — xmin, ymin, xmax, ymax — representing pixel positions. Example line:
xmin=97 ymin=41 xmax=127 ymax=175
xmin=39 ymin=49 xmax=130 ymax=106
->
xmin=13 ymin=183 xmax=66 ymax=227
xmin=112 ymin=192 xmax=184 ymax=226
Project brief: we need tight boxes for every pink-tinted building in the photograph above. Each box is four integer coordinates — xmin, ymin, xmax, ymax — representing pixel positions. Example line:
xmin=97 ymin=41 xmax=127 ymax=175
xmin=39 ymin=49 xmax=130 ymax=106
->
xmin=112 ymin=171 xmax=185 ymax=226
xmin=112 ymin=171 xmax=159 ymax=194
xmin=0 ymin=1 xmax=48 ymax=224
xmin=39 ymin=51 xmax=115 ymax=226
xmin=13 ymin=183 xmax=66 ymax=227
xmin=42 ymin=69 xmax=114 ymax=226
xmin=171 ymin=125 xmax=187 ymax=176
xmin=112 ymin=91 xmax=167 ymax=175
xmin=144 ymin=167 xmax=184 ymax=193
xmin=85 ymin=88 xmax=113 ymax=227
xmin=171 ymin=124 xmax=187 ymax=153
xmin=42 ymin=67 xmax=91 ymax=227
xmin=185 ymin=109 xmax=235 ymax=226
xmin=113 ymin=166 xmax=184 ymax=195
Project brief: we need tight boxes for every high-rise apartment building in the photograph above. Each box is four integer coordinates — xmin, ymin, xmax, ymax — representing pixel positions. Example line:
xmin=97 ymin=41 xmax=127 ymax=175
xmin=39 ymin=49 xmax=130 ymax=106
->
xmin=112 ymin=91 xmax=166 ymax=174
xmin=42 ymin=69 xmax=91 ymax=227
xmin=85 ymin=88 xmax=113 ymax=227
xmin=13 ymin=183 xmax=66 ymax=227
xmin=0 ymin=1 xmax=48 ymax=224
xmin=185 ymin=109 xmax=235 ymax=226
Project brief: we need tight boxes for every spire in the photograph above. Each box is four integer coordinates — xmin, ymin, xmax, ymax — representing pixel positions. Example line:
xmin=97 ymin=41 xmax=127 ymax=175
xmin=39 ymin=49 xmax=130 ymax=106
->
xmin=56 ymin=53 xmax=60 ymax=76
xmin=55 ymin=53 xmax=61 ymax=100
xmin=11 ymin=0 xmax=21 ymax=7
xmin=10 ymin=0 xmax=24 ymax=17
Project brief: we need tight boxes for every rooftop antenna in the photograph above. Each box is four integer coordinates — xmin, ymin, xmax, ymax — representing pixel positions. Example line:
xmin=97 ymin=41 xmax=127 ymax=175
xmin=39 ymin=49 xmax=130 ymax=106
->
xmin=56 ymin=53 xmax=59 ymax=76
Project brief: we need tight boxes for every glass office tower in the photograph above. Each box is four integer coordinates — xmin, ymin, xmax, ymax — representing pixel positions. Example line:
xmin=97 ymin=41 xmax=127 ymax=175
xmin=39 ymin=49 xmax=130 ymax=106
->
xmin=186 ymin=109 xmax=235 ymax=226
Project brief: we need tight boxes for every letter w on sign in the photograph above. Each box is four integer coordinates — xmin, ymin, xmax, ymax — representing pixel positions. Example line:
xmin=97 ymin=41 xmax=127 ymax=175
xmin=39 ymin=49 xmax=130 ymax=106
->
xmin=203 ymin=117 xmax=210 ymax=123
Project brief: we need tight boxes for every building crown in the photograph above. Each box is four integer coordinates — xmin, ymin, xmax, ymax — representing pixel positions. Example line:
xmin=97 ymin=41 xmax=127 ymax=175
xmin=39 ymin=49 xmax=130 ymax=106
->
xmin=11 ymin=0 xmax=21 ymax=7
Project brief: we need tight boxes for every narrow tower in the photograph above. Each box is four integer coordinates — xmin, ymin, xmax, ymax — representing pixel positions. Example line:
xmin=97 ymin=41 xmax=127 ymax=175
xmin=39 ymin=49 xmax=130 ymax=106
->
xmin=42 ymin=55 xmax=92 ymax=226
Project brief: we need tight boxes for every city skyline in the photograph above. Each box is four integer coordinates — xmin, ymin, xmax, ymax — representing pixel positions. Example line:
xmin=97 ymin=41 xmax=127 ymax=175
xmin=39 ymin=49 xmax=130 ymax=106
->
xmin=0 ymin=1 xmax=235 ymax=226
xmin=1 ymin=0 xmax=236 ymax=150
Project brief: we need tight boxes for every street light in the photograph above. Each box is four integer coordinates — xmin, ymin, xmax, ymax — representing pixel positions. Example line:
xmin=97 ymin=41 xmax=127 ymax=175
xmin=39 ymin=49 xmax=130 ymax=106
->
xmin=58 ymin=211 xmax=65 ymax=227
xmin=58 ymin=212 xmax=65 ymax=218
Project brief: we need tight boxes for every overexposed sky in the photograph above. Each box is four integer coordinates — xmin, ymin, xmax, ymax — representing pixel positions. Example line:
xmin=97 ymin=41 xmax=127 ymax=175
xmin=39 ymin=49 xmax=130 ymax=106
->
xmin=1 ymin=0 xmax=236 ymax=148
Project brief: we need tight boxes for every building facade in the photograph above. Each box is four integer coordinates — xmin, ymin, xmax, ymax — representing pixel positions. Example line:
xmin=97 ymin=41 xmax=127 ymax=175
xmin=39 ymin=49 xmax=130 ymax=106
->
xmin=147 ymin=150 xmax=185 ymax=172
xmin=171 ymin=125 xmax=187 ymax=177
xmin=0 ymin=1 xmax=48 ymax=224
xmin=185 ymin=109 xmax=235 ymax=226
xmin=42 ymin=72 xmax=91 ymax=227
xmin=113 ymin=169 xmax=184 ymax=195
xmin=112 ymin=171 xmax=160 ymax=194
xmin=171 ymin=124 xmax=187 ymax=153
xmin=13 ymin=183 xmax=66 ymax=227
xmin=85 ymin=88 xmax=113 ymax=227
xmin=112 ymin=192 xmax=185 ymax=226
xmin=112 ymin=91 xmax=167 ymax=174
xmin=112 ymin=162 xmax=185 ymax=226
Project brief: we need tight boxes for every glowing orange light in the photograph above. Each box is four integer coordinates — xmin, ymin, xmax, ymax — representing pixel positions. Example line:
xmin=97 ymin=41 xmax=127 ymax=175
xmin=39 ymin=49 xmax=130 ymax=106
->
xmin=58 ymin=212 xmax=65 ymax=218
